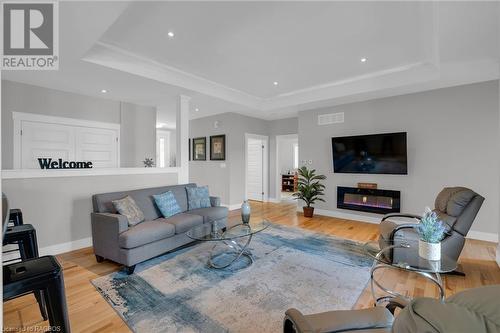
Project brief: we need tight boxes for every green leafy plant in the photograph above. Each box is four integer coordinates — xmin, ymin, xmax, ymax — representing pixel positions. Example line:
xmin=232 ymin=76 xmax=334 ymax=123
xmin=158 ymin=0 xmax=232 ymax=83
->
xmin=417 ymin=207 xmax=447 ymax=243
xmin=292 ymin=166 xmax=326 ymax=208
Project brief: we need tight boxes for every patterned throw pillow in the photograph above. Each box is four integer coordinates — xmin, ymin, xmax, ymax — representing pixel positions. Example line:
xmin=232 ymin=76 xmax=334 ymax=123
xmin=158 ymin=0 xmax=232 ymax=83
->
xmin=153 ymin=191 xmax=182 ymax=218
xmin=112 ymin=196 xmax=145 ymax=226
xmin=186 ymin=186 xmax=211 ymax=210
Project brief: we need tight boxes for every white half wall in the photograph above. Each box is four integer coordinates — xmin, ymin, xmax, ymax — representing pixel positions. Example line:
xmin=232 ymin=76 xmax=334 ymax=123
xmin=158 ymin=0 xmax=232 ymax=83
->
xmin=2 ymin=173 xmax=179 ymax=250
xmin=298 ymin=80 xmax=499 ymax=241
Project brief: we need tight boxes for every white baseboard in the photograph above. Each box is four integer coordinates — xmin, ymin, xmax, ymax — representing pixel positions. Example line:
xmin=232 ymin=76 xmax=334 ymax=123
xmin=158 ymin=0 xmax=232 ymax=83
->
xmin=466 ymin=230 xmax=498 ymax=243
xmin=298 ymin=207 xmax=380 ymax=224
xmin=39 ymin=237 xmax=92 ymax=256
xmin=296 ymin=207 xmax=499 ymax=243
xmin=222 ymin=204 xmax=241 ymax=211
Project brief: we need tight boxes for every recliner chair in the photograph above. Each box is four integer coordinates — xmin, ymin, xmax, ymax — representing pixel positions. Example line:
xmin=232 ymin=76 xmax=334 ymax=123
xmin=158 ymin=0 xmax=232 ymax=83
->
xmin=378 ymin=187 xmax=484 ymax=265
xmin=283 ymin=285 xmax=500 ymax=333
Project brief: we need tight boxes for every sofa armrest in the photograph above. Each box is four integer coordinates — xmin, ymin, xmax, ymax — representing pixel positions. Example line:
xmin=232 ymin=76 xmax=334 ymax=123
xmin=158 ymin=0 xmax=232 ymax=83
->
xmin=91 ymin=213 xmax=129 ymax=262
xmin=210 ymin=196 xmax=221 ymax=207
xmin=91 ymin=213 xmax=129 ymax=234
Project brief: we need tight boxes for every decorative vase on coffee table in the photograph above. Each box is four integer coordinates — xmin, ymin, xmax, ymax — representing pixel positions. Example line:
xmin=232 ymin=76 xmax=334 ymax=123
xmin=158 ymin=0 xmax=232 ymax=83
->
xmin=418 ymin=240 xmax=441 ymax=261
xmin=241 ymin=200 xmax=251 ymax=224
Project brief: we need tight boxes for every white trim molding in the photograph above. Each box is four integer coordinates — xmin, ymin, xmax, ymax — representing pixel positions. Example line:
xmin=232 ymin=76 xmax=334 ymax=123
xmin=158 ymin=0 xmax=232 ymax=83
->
xmin=39 ymin=237 xmax=92 ymax=256
xmin=466 ymin=231 xmax=499 ymax=243
xmin=299 ymin=207 xmax=500 ymax=243
xmin=2 ymin=167 xmax=181 ymax=179
xmin=496 ymin=245 xmax=500 ymax=268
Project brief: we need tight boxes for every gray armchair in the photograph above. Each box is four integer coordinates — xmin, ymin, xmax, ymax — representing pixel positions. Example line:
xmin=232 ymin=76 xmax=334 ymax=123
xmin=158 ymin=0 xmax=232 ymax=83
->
xmin=378 ymin=187 xmax=484 ymax=267
xmin=283 ymin=285 xmax=500 ymax=333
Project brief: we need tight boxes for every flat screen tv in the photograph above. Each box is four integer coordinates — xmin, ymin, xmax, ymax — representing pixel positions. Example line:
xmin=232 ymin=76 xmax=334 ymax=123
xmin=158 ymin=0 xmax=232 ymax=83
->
xmin=332 ymin=132 xmax=407 ymax=174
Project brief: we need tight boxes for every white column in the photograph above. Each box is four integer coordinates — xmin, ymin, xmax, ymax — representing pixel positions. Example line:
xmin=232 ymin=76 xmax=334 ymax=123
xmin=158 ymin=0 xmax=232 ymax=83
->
xmin=176 ymin=95 xmax=190 ymax=183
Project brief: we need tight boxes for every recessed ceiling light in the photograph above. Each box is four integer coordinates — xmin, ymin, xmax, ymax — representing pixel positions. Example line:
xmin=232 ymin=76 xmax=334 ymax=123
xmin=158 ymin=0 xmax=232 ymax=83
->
xmin=273 ymin=81 xmax=279 ymax=86
xmin=360 ymin=58 xmax=367 ymax=63
xmin=195 ymin=108 xmax=199 ymax=112
xmin=100 ymin=89 xmax=107 ymax=93
xmin=167 ymin=31 xmax=175 ymax=38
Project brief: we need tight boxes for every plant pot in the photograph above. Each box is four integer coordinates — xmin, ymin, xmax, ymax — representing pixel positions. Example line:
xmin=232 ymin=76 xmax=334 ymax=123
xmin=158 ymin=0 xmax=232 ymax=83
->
xmin=303 ymin=206 xmax=314 ymax=218
xmin=418 ymin=239 xmax=441 ymax=261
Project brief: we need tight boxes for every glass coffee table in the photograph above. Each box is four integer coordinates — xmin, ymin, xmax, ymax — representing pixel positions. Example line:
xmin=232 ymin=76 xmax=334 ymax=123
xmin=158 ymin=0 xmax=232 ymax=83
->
xmin=364 ymin=240 xmax=457 ymax=308
xmin=187 ymin=219 xmax=270 ymax=269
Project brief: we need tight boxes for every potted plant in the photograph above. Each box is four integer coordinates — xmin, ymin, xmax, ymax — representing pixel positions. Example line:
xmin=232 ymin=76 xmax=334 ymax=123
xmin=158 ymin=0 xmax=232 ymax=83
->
xmin=293 ymin=166 xmax=326 ymax=218
xmin=417 ymin=207 xmax=447 ymax=261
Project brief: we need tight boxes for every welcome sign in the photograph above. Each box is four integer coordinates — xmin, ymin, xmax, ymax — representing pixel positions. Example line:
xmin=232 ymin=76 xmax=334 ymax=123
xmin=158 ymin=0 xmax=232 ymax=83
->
xmin=38 ymin=158 xmax=93 ymax=169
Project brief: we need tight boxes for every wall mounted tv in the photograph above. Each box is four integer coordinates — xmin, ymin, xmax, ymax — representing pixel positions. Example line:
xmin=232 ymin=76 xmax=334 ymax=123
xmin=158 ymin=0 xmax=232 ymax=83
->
xmin=332 ymin=132 xmax=407 ymax=175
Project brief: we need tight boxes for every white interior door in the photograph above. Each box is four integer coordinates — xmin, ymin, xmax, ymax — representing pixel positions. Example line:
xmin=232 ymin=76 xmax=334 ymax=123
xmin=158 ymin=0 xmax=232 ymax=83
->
xmin=75 ymin=127 xmax=119 ymax=168
xmin=21 ymin=121 xmax=75 ymax=169
xmin=156 ymin=130 xmax=171 ymax=168
xmin=246 ymin=135 xmax=268 ymax=201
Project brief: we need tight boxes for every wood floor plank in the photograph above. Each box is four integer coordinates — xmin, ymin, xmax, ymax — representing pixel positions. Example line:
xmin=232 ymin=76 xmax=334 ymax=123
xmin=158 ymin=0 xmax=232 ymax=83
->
xmin=4 ymin=201 xmax=499 ymax=332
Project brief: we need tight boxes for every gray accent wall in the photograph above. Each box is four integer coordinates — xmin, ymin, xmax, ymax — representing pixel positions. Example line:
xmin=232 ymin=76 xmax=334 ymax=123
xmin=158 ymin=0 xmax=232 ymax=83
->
xmin=189 ymin=113 xmax=298 ymax=206
xmin=298 ymin=80 xmax=499 ymax=237
xmin=1 ymin=80 xmax=120 ymax=169
xmin=1 ymin=80 xmax=157 ymax=169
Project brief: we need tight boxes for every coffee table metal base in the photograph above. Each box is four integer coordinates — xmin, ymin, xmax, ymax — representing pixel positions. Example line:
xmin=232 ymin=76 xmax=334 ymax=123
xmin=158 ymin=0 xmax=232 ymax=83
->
xmin=208 ymin=234 xmax=254 ymax=269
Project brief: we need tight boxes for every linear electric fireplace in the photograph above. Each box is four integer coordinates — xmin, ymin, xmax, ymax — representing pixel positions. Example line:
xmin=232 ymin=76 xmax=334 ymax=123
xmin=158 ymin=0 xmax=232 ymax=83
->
xmin=337 ymin=186 xmax=401 ymax=214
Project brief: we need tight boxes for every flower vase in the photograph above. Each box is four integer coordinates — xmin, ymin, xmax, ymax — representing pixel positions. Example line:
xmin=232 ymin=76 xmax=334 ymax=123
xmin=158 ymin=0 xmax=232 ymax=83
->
xmin=418 ymin=240 xmax=441 ymax=261
xmin=241 ymin=200 xmax=251 ymax=224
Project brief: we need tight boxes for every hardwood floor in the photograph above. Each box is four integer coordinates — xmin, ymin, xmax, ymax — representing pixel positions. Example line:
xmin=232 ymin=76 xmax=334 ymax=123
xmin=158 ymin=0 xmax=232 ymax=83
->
xmin=4 ymin=201 xmax=499 ymax=332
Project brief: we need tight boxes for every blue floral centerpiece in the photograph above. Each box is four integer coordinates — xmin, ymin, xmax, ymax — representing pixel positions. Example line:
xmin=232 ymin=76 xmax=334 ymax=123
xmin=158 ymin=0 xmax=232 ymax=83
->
xmin=417 ymin=207 xmax=447 ymax=260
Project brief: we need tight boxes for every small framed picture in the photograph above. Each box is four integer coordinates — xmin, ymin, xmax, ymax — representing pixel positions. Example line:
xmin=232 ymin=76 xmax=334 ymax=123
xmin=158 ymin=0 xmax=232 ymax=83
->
xmin=210 ymin=135 xmax=226 ymax=161
xmin=188 ymin=138 xmax=191 ymax=161
xmin=192 ymin=137 xmax=206 ymax=161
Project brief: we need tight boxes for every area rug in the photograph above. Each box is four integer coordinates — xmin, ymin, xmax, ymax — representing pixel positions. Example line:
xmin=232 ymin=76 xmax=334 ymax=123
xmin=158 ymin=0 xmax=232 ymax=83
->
xmin=92 ymin=223 xmax=373 ymax=333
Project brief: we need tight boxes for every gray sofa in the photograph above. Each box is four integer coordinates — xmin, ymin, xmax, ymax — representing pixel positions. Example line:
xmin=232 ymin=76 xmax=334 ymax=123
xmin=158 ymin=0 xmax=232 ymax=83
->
xmin=91 ymin=183 xmax=228 ymax=274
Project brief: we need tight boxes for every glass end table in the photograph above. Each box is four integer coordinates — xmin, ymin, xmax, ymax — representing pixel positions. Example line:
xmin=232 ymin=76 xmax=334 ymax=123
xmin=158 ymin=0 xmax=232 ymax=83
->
xmin=187 ymin=219 xmax=270 ymax=269
xmin=364 ymin=239 xmax=457 ymax=309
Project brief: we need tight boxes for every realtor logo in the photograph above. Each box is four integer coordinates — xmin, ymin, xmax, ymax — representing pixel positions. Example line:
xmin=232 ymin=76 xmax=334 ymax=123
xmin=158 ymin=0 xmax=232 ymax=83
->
xmin=2 ymin=2 xmax=59 ymax=70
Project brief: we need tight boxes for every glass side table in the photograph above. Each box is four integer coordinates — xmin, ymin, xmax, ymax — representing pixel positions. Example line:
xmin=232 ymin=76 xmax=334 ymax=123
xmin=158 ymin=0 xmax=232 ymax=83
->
xmin=364 ymin=240 xmax=457 ymax=308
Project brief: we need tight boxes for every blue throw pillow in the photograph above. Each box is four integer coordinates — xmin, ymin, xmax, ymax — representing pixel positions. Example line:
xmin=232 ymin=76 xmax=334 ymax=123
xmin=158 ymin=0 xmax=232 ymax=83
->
xmin=153 ymin=191 xmax=182 ymax=218
xmin=186 ymin=186 xmax=211 ymax=210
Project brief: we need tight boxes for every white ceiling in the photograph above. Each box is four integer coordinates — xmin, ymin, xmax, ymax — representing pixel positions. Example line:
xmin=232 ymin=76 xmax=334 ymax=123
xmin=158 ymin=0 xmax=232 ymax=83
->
xmin=2 ymin=1 xmax=499 ymax=123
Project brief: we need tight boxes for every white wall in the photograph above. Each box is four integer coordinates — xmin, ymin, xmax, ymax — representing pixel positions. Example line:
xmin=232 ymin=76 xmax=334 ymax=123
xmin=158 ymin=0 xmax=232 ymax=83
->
xmin=298 ymin=80 xmax=499 ymax=240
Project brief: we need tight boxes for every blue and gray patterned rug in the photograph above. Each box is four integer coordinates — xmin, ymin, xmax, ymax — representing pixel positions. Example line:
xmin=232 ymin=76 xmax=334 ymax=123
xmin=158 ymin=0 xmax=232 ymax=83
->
xmin=92 ymin=223 xmax=373 ymax=333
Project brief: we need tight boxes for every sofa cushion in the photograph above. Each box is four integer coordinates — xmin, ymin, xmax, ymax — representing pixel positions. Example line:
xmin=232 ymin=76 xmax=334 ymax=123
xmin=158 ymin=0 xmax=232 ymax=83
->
xmin=186 ymin=186 xmax=211 ymax=210
xmin=162 ymin=213 xmax=203 ymax=234
xmin=188 ymin=206 xmax=229 ymax=223
xmin=153 ymin=191 xmax=182 ymax=218
xmin=112 ymin=196 xmax=145 ymax=226
xmin=119 ymin=220 xmax=175 ymax=249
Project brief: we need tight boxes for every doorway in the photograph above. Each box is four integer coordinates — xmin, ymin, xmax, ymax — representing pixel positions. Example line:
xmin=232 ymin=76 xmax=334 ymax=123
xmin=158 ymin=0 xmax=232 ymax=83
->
xmin=156 ymin=129 xmax=171 ymax=167
xmin=275 ymin=134 xmax=299 ymax=202
xmin=245 ymin=133 xmax=269 ymax=202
